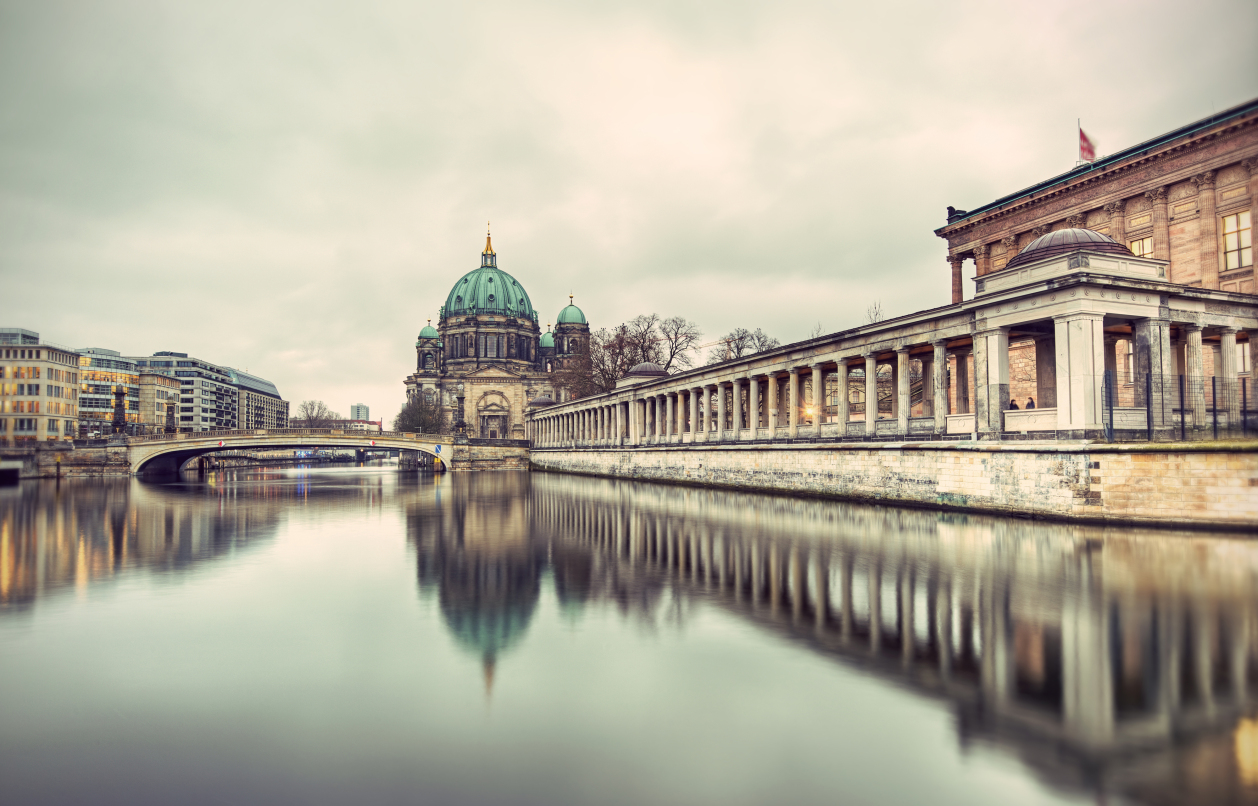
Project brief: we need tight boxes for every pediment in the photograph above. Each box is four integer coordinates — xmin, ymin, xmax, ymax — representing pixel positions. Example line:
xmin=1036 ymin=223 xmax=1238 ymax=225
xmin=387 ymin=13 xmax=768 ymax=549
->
xmin=463 ymin=364 xmax=524 ymax=379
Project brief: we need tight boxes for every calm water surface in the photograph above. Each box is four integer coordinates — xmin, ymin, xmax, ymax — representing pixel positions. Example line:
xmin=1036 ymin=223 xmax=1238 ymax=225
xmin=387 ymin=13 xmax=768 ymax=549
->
xmin=2 ymin=467 xmax=1257 ymax=806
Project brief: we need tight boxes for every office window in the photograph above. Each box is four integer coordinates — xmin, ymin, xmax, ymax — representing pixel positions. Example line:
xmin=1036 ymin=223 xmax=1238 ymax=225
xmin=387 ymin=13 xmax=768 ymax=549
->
xmin=1223 ymin=211 xmax=1252 ymax=271
xmin=1129 ymin=237 xmax=1153 ymax=258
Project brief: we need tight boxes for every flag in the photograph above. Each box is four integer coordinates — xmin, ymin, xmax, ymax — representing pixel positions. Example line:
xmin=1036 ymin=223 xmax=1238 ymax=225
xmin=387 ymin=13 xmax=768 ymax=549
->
xmin=1079 ymin=127 xmax=1096 ymax=162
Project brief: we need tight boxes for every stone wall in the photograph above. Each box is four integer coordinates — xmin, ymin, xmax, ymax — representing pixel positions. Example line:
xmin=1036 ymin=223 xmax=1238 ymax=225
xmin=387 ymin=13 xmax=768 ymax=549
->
xmin=529 ymin=442 xmax=1258 ymax=529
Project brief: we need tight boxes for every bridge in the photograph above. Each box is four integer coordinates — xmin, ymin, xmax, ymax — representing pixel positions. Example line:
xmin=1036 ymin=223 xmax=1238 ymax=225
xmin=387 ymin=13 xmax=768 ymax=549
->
xmin=125 ymin=428 xmax=459 ymax=474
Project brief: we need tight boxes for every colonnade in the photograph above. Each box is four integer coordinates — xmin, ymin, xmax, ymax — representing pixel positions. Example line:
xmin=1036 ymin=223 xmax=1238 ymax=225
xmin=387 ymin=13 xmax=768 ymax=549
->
xmin=530 ymin=316 xmax=1254 ymax=447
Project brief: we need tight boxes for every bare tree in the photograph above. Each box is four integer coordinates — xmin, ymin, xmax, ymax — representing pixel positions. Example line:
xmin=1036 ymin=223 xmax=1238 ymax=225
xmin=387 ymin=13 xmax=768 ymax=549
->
xmin=589 ymin=324 xmax=635 ymax=393
xmin=865 ymin=301 xmax=885 ymax=324
xmin=552 ymin=348 xmax=600 ymax=401
xmin=394 ymin=393 xmax=447 ymax=434
xmin=294 ymin=400 xmax=337 ymax=428
xmin=655 ymin=315 xmax=703 ymax=371
xmin=706 ymin=327 xmax=780 ymax=364
xmin=625 ymin=314 xmax=661 ymax=367
xmin=808 ymin=322 xmax=824 ymax=339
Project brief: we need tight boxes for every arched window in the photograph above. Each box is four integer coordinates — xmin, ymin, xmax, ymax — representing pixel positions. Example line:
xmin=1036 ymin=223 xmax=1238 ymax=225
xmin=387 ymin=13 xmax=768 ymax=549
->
xmin=423 ymin=353 xmax=434 ymax=370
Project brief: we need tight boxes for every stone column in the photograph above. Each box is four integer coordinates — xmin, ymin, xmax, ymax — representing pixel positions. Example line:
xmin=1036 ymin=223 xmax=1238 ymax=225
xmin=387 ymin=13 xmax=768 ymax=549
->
xmin=976 ymin=328 xmax=1010 ymax=434
xmin=919 ymin=352 xmax=934 ymax=418
xmin=614 ymin=401 xmax=622 ymax=444
xmin=767 ymin=374 xmax=778 ymax=432
xmin=749 ymin=376 xmax=760 ymax=437
xmin=1054 ymin=314 xmax=1106 ymax=433
xmin=666 ymin=393 xmax=675 ymax=442
xmin=837 ymin=361 xmax=851 ymax=433
xmin=932 ymin=340 xmax=947 ymax=433
xmin=1221 ymin=327 xmax=1239 ymax=426
xmin=1186 ymin=324 xmax=1205 ymax=429
xmin=716 ymin=382 xmax=727 ymax=442
xmin=973 ymin=333 xmax=988 ymax=433
xmin=630 ymin=398 xmax=640 ymax=445
xmin=896 ymin=347 xmax=910 ymax=434
xmin=732 ymin=378 xmax=744 ymax=436
xmin=788 ymin=369 xmax=800 ymax=438
xmin=973 ymin=243 xmax=989 ymax=277
xmin=689 ymin=388 xmax=699 ymax=442
xmin=1193 ymin=171 xmax=1219 ymax=290
xmin=1034 ymin=335 xmax=1057 ymax=409
xmin=949 ymin=254 xmax=965 ymax=305
xmin=1147 ymin=187 xmax=1170 ymax=269
xmin=1000 ymin=235 xmax=1019 ymax=270
xmin=700 ymin=385 xmax=710 ymax=440
xmin=1134 ymin=318 xmax=1173 ymax=426
xmin=1104 ymin=200 xmax=1125 ymax=248
xmin=810 ymin=364 xmax=822 ymax=431
xmin=864 ymin=353 xmax=878 ymax=435
xmin=954 ymin=347 xmax=971 ymax=415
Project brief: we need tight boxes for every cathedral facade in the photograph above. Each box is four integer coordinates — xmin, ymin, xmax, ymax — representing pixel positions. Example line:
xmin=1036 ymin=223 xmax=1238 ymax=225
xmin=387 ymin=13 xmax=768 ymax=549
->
xmin=404 ymin=234 xmax=590 ymax=439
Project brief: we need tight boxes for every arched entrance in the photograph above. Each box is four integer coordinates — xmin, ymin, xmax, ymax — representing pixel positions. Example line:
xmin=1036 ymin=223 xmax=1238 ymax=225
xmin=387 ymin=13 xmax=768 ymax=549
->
xmin=476 ymin=392 xmax=511 ymax=439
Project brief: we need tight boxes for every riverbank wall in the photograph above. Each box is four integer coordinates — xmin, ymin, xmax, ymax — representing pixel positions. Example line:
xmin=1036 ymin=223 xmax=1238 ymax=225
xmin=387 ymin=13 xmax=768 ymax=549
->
xmin=529 ymin=441 xmax=1258 ymax=530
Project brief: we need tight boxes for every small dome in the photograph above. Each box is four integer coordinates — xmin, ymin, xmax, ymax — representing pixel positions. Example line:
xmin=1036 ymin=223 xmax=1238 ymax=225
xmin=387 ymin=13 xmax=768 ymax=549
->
xmin=528 ymin=394 xmax=556 ymax=408
xmin=625 ymin=361 xmax=667 ymax=378
xmin=1005 ymin=228 xmax=1132 ymax=270
xmin=556 ymin=295 xmax=587 ymax=325
xmin=418 ymin=320 xmax=439 ymax=339
xmin=540 ymin=331 xmax=554 ymax=348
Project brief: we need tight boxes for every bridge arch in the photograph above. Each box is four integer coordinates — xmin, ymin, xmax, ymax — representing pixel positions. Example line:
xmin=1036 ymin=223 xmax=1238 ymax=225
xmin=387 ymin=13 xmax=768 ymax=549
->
xmin=127 ymin=430 xmax=455 ymax=475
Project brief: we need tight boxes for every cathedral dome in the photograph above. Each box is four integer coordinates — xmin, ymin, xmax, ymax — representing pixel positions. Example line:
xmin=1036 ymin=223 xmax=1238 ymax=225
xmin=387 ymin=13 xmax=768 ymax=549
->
xmin=1005 ymin=228 xmax=1132 ymax=270
xmin=540 ymin=330 xmax=554 ymax=348
xmin=442 ymin=233 xmax=537 ymax=320
xmin=418 ymin=320 xmax=439 ymax=339
xmin=556 ymin=295 xmax=587 ymax=325
xmin=444 ymin=265 xmax=537 ymax=320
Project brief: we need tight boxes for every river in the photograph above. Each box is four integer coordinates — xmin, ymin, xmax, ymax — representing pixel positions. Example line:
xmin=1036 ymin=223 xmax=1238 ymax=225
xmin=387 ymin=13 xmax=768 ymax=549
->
xmin=1 ymin=467 xmax=1255 ymax=805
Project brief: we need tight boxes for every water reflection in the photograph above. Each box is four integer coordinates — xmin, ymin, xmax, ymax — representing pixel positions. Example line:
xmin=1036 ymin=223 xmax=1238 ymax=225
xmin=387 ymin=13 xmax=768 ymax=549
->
xmin=412 ymin=472 xmax=1258 ymax=805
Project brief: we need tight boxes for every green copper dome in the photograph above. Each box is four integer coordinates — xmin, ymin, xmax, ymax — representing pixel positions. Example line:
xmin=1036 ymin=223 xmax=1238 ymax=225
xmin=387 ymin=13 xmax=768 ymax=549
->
xmin=418 ymin=320 xmax=439 ymax=339
xmin=443 ymin=265 xmax=537 ymax=320
xmin=556 ymin=296 xmax=586 ymax=325
xmin=540 ymin=331 xmax=554 ymax=348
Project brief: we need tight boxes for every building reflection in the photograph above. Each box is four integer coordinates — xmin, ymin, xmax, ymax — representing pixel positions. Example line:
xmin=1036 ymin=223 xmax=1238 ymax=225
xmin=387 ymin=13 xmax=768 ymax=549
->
xmin=0 ymin=468 xmax=390 ymax=614
xmin=412 ymin=472 xmax=1258 ymax=805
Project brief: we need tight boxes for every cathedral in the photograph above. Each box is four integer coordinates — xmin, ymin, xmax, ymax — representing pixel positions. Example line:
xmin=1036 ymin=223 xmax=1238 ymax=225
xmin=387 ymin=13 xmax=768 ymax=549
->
xmin=404 ymin=232 xmax=591 ymax=439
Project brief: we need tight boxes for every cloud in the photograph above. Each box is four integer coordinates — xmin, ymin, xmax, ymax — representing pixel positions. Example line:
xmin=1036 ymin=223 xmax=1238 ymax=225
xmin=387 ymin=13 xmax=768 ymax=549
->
xmin=1 ymin=0 xmax=1255 ymax=419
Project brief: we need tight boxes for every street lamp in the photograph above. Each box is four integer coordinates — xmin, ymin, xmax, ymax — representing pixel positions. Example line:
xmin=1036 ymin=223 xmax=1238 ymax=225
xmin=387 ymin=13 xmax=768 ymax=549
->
xmin=454 ymin=382 xmax=467 ymax=436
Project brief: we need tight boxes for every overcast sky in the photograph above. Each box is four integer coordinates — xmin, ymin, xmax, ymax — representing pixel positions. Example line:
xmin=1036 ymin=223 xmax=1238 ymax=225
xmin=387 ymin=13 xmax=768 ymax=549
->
xmin=3 ymin=1 xmax=1255 ymax=421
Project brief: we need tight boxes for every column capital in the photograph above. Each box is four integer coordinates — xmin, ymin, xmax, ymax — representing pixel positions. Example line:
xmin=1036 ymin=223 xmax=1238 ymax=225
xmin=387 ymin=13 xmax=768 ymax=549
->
xmin=894 ymin=345 xmax=910 ymax=355
xmin=1241 ymin=157 xmax=1258 ymax=177
xmin=1181 ymin=322 xmax=1203 ymax=333
xmin=1031 ymin=225 xmax=1049 ymax=238
xmin=947 ymin=253 xmax=965 ymax=266
xmin=1190 ymin=170 xmax=1216 ymax=190
xmin=972 ymin=243 xmax=988 ymax=258
xmin=1000 ymin=235 xmax=1018 ymax=251
xmin=931 ymin=337 xmax=950 ymax=348
xmin=1066 ymin=213 xmax=1086 ymax=229
xmin=1144 ymin=186 xmax=1168 ymax=203
xmin=788 ymin=367 xmax=800 ymax=375
xmin=1103 ymin=200 xmax=1124 ymax=216
xmin=1217 ymin=325 xmax=1238 ymax=335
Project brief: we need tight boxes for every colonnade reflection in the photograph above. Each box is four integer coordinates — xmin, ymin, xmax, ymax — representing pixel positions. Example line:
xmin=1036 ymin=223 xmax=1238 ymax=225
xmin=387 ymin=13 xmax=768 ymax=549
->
xmin=412 ymin=472 xmax=1258 ymax=804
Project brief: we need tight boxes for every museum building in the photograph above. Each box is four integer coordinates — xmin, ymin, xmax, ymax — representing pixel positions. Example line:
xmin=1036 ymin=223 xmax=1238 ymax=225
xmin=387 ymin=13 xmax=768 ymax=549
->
xmin=404 ymin=233 xmax=591 ymax=439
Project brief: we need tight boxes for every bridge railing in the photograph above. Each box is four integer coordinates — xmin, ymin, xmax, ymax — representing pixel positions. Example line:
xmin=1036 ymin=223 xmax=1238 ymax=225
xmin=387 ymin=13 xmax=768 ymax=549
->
xmin=125 ymin=428 xmax=447 ymax=444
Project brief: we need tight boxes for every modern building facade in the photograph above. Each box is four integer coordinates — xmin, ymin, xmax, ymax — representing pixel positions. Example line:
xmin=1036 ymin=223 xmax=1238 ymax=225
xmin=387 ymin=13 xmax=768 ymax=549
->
xmin=349 ymin=403 xmax=369 ymax=421
xmin=130 ymin=352 xmax=238 ymax=432
xmin=403 ymin=233 xmax=591 ymax=439
xmin=230 ymin=368 xmax=289 ymax=429
xmin=0 ymin=328 xmax=79 ymax=445
xmin=138 ymin=372 xmax=181 ymax=432
xmin=77 ymin=348 xmax=138 ymax=436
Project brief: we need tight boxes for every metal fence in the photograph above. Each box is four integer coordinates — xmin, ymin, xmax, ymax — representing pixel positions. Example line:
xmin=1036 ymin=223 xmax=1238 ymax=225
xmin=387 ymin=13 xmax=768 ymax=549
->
xmin=1100 ymin=371 xmax=1255 ymax=442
